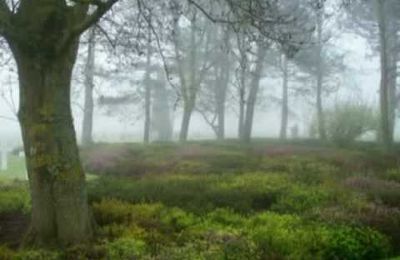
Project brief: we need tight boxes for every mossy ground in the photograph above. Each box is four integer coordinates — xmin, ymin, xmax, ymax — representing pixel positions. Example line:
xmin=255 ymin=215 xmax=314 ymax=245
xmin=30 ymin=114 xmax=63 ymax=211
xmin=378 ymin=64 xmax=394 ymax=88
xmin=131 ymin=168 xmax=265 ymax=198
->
xmin=1 ymin=140 xmax=400 ymax=259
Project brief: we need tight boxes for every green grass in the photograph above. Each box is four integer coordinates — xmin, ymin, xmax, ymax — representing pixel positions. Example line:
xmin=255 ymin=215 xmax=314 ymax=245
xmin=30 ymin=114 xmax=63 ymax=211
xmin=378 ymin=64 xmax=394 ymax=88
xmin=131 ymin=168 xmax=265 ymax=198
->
xmin=1 ymin=140 xmax=400 ymax=259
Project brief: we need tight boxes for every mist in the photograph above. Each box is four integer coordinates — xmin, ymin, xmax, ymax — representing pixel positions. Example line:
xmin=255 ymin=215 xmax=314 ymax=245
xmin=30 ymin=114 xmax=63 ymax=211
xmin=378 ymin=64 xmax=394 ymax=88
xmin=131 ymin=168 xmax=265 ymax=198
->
xmin=1 ymin=0 xmax=400 ymax=257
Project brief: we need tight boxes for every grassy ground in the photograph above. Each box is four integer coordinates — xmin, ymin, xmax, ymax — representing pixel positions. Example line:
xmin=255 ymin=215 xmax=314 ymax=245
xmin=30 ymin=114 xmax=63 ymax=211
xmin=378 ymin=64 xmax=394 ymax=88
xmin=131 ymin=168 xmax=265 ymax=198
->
xmin=0 ymin=156 xmax=27 ymax=182
xmin=1 ymin=140 xmax=400 ymax=259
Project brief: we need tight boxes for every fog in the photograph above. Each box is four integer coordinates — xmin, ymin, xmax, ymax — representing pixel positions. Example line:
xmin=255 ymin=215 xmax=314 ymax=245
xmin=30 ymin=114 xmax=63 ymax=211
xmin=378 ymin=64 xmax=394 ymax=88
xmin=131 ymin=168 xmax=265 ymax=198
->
xmin=0 ymin=0 xmax=398 ymax=149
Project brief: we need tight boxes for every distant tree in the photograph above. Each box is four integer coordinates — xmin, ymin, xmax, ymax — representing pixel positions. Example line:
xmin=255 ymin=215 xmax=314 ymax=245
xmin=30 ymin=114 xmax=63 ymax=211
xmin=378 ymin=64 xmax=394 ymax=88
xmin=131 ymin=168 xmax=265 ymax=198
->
xmin=346 ymin=0 xmax=400 ymax=149
xmin=81 ymin=26 xmax=96 ymax=146
xmin=293 ymin=0 xmax=345 ymax=141
xmin=196 ymin=25 xmax=233 ymax=140
xmin=170 ymin=6 xmax=214 ymax=141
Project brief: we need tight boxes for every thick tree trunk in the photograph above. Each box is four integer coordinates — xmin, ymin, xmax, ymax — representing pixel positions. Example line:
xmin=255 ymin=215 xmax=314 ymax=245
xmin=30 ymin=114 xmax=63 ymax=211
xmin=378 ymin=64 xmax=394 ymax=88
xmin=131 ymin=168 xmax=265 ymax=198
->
xmin=316 ymin=8 xmax=327 ymax=141
xmin=241 ymin=46 xmax=267 ymax=143
xmin=377 ymin=0 xmax=393 ymax=149
xmin=280 ymin=55 xmax=289 ymax=140
xmin=13 ymin=44 xmax=92 ymax=246
xmin=81 ymin=27 xmax=96 ymax=146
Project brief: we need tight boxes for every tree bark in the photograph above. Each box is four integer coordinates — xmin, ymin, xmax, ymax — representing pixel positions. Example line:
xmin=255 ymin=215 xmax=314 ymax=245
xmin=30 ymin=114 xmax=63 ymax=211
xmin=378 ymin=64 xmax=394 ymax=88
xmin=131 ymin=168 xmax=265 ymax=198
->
xmin=81 ymin=27 xmax=96 ymax=146
xmin=280 ymin=54 xmax=289 ymax=140
xmin=0 ymin=0 xmax=116 ymax=247
xmin=241 ymin=45 xmax=267 ymax=143
xmin=12 ymin=44 xmax=92 ymax=246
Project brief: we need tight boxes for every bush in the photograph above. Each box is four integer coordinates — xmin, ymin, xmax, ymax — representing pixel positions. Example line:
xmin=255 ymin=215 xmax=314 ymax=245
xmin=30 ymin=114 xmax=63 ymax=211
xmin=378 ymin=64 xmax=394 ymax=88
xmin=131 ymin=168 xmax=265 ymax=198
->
xmin=324 ymin=102 xmax=378 ymax=146
xmin=248 ymin=213 xmax=390 ymax=259
xmin=0 ymin=182 xmax=30 ymax=214
xmin=322 ymin=226 xmax=391 ymax=260
xmin=0 ymin=246 xmax=14 ymax=260
xmin=106 ymin=238 xmax=146 ymax=259
xmin=14 ymin=249 xmax=60 ymax=260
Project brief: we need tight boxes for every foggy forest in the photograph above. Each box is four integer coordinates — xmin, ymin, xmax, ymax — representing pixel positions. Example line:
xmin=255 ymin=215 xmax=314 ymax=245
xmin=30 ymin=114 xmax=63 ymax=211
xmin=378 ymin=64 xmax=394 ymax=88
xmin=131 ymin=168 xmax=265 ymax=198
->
xmin=0 ymin=0 xmax=400 ymax=259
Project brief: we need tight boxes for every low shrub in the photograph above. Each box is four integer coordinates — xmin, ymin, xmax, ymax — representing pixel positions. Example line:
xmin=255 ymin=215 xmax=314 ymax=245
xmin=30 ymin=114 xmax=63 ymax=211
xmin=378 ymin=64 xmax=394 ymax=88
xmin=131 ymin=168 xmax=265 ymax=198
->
xmin=0 ymin=182 xmax=30 ymax=214
xmin=106 ymin=238 xmax=146 ymax=259
xmin=324 ymin=101 xmax=378 ymax=146
xmin=322 ymin=226 xmax=391 ymax=260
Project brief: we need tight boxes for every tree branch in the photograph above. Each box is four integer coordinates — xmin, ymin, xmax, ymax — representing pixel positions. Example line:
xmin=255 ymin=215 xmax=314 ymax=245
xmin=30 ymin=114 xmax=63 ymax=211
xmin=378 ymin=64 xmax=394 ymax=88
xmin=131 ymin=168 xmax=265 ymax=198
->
xmin=72 ymin=0 xmax=119 ymax=37
xmin=58 ymin=0 xmax=119 ymax=53
xmin=0 ymin=0 xmax=12 ymax=37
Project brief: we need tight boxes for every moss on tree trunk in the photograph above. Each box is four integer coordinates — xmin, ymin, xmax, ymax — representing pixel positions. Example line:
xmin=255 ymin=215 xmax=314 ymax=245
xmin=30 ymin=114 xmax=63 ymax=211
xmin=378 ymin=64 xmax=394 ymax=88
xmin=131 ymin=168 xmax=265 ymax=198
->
xmin=12 ymin=42 xmax=92 ymax=247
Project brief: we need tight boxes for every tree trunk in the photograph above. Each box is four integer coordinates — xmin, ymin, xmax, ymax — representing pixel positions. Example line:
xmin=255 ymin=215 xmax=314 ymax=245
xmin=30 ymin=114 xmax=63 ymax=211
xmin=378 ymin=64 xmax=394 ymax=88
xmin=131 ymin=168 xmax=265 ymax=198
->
xmin=152 ymin=69 xmax=173 ymax=141
xmin=12 ymin=43 xmax=92 ymax=246
xmin=238 ymin=51 xmax=247 ymax=139
xmin=280 ymin=55 xmax=289 ymax=140
xmin=81 ymin=27 xmax=96 ymax=146
xmin=179 ymin=102 xmax=194 ymax=142
xmin=144 ymin=35 xmax=152 ymax=144
xmin=215 ymin=58 xmax=230 ymax=141
xmin=387 ymin=17 xmax=398 ymax=143
xmin=238 ymin=88 xmax=246 ymax=139
xmin=241 ymin=45 xmax=267 ymax=143
xmin=216 ymin=98 xmax=226 ymax=140
xmin=377 ymin=0 xmax=393 ymax=149
xmin=316 ymin=8 xmax=327 ymax=141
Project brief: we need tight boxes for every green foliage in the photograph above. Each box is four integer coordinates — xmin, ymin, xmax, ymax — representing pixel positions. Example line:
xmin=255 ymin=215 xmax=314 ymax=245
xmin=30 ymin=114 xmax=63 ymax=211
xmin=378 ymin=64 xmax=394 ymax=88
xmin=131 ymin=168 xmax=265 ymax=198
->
xmin=0 ymin=246 xmax=14 ymax=260
xmin=14 ymin=249 xmax=60 ymax=260
xmin=323 ymin=226 xmax=391 ymax=260
xmin=106 ymin=238 xmax=146 ymax=259
xmin=271 ymin=185 xmax=345 ymax=214
xmin=89 ymin=172 xmax=289 ymax=214
xmin=324 ymin=102 xmax=378 ymax=146
xmin=2 ymin=141 xmax=400 ymax=258
xmin=91 ymin=198 xmax=391 ymax=260
xmin=383 ymin=169 xmax=400 ymax=183
xmin=0 ymin=181 xmax=30 ymax=214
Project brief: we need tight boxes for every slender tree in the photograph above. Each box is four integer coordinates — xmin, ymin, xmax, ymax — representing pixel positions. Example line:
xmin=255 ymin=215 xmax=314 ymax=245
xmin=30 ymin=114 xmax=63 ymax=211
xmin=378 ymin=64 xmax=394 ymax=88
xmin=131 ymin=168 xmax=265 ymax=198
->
xmin=81 ymin=26 xmax=96 ymax=146
xmin=241 ymin=42 xmax=268 ymax=142
xmin=280 ymin=54 xmax=289 ymax=140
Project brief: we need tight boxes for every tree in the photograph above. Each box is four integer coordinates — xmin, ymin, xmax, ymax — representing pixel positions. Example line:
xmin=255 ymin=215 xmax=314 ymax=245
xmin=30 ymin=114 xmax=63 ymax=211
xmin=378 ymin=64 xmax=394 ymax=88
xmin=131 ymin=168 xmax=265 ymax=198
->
xmin=81 ymin=26 xmax=96 ymax=146
xmin=196 ymin=25 xmax=233 ymax=140
xmin=171 ymin=6 xmax=214 ymax=141
xmin=346 ymin=0 xmax=400 ymax=149
xmin=279 ymin=53 xmax=290 ymax=140
xmin=0 ymin=0 xmax=118 ymax=246
xmin=292 ymin=0 xmax=344 ymax=141
xmin=241 ymin=42 xmax=268 ymax=142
